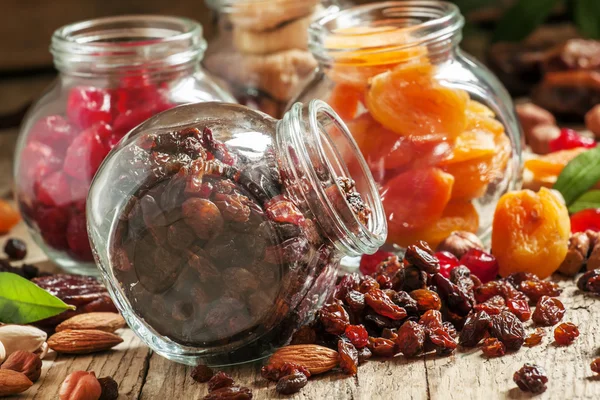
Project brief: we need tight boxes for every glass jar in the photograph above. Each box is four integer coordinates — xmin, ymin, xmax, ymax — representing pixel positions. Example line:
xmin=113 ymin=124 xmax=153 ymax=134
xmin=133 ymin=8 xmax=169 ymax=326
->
xmin=203 ymin=0 xmax=340 ymax=118
xmin=15 ymin=16 xmax=235 ymax=275
xmin=87 ymin=100 xmax=386 ymax=365
xmin=294 ymin=1 xmax=523 ymax=250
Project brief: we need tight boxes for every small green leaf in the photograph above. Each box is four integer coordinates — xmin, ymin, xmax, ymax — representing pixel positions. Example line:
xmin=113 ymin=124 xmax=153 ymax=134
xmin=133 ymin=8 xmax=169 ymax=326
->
xmin=553 ymin=146 xmax=600 ymax=205
xmin=575 ymin=0 xmax=600 ymax=39
xmin=0 ymin=272 xmax=75 ymax=324
xmin=492 ymin=0 xmax=561 ymax=42
xmin=569 ymin=190 xmax=600 ymax=213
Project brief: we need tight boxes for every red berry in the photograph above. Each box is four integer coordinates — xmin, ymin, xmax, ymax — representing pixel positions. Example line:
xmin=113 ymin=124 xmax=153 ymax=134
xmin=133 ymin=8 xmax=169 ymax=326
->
xmin=69 ymin=178 xmax=91 ymax=203
xmin=112 ymin=105 xmax=155 ymax=137
xmin=35 ymin=171 xmax=71 ymax=207
xmin=19 ymin=141 xmax=63 ymax=196
xmin=63 ymin=124 xmax=110 ymax=181
xmin=29 ymin=115 xmax=77 ymax=148
xmin=344 ymin=325 xmax=369 ymax=349
xmin=66 ymin=212 xmax=93 ymax=261
xmin=570 ymin=208 xmax=600 ymax=233
xmin=435 ymin=251 xmax=459 ymax=278
xmin=67 ymin=86 xmax=113 ymax=129
xmin=549 ymin=128 xmax=596 ymax=152
xmin=460 ymin=248 xmax=499 ymax=283
xmin=35 ymin=204 xmax=69 ymax=251
xmin=359 ymin=250 xmax=394 ymax=276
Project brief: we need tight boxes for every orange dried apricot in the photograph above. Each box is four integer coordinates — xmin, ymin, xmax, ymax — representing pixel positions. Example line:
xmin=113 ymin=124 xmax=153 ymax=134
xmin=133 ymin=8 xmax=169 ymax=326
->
xmin=382 ymin=167 xmax=454 ymax=236
xmin=328 ymin=84 xmax=364 ymax=120
xmin=366 ymin=63 xmax=468 ymax=138
xmin=492 ymin=188 xmax=570 ymax=279
xmin=524 ymin=147 xmax=588 ymax=180
xmin=466 ymin=100 xmax=495 ymax=117
xmin=0 ymin=199 xmax=20 ymax=233
xmin=389 ymin=201 xmax=479 ymax=248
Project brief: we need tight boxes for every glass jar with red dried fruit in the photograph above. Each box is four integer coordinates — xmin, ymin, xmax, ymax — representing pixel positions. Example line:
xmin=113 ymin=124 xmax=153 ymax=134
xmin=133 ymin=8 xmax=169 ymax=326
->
xmin=293 ymin=1 xmax=523 ymax=250
xmin=15 ymin=16 xmax=235 ymax=274
xmin=203 ymin=0 xmax=341 ymax=118
xmin=87 ymin=100 xmax=386 ymax=365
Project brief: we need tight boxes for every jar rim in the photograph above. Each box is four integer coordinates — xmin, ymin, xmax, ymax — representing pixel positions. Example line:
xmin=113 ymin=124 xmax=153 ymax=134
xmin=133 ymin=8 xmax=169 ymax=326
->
xmin=51 ymin=15 xmax=206 ymax=73
xmin=309 ymin=1 xmax=464 ymax=64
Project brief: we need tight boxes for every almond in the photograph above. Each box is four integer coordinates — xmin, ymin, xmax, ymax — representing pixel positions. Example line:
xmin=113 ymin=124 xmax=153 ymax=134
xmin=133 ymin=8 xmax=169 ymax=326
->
xmin=56 ymin=313 xmax=126 ymax=333
xmin=1 ymin=351 xmax=42 ymax=382
xmin=47 ymin=329 xmax=123 ymax=354
xmin=268 ymin=344 xmax=339 ymax=375
xmin=0 ymin=369 xmax=33 ymax=396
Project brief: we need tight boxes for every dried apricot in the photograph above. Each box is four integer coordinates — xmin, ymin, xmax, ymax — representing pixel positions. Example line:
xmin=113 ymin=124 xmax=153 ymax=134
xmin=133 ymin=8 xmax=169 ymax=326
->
xmin=328 ymin=84 xmax=364 ymax=120
xmin=0 ymin=200 xmax=21 ymax=233
xmin=466 ymin=100 xmax=495 ymax=117
xmin=492 ymin=188 xmax=570 ymax=279
xmin=366 ymin=63 xmax=468 ymax=138
xmin=524 ymin=147 xmax=588 ymax=180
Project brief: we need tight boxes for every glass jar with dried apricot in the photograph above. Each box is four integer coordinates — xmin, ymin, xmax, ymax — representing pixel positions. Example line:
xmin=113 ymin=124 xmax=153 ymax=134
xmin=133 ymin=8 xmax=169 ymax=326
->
xmin=293 ymin=1 xmax=522 ymax=250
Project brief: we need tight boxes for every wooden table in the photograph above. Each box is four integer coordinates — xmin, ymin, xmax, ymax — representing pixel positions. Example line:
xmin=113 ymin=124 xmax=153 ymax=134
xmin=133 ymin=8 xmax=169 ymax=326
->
xmin=1 ymin=132 xmax=599 ymax=400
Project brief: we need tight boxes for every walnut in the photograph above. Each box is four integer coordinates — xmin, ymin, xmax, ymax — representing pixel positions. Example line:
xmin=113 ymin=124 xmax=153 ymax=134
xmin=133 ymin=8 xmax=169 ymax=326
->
xmin=587 ymin=231 xmax=600 ymax=271
xmin=516 ymin=103 xmax=556 ymax=152
xmin=558 ymin=232 xmax=590 ymax=276
xmin=435 ymin=231 xmax=484 ymax=259
xmin=585 ymin=104 xmax=600 ymax=138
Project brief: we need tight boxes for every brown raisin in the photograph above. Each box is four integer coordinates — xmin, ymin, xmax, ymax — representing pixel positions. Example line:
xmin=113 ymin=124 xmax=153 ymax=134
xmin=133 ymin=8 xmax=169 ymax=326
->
xmin=443 ymin=322 xmax=458 ymax=339
xmin=275 ymin=372 xmax=308 ymax=395
xmin=290 ymin=326 xmax=317 ymax=345
xmin=517 ymin=280 xmax=561 ymax=302
xmin=410 ymin=289 xmax=442 ymax=312
xmin=405 ymin=241 xmax=440 ymax=274
xmin=459 ymin=310 xmax=492 ymax=347
xmin=319 ymin=300 xmax=350 ymax=335
xmin=505 ymin=272 xmax=539 ymax=288
xmin=489 ymin=311 xmax=525 ymax=351
xmin=390 ymin=290 xmax=419 ymax=315
xmin=338 ymin=339 xmax=359 ymax=375
xmin=513 ymin=364 xmax=548 ymax=394
xmin=182 ymin=198 xmax=223 ymax=239
xmin=358 ymin=275 xmax=380 ymax=293
xmin=532 ymin=296 xmax=565 ymax=326
xmin=505 ymin=298 xmax=532 ymax=322
xmin=554 ymin=322 xmax=580 ymax=345
xmin=344 ymin=290 xmax=366 ymax=313
xmin=578 ymin=269 xmax=600 ymax=293
xmin=419 ymin=310 xmax=457 ymax=355
xmin=402 ymin=266 xmax=427 ymax=292
xmin=367 ymin=337 xmax=396 ymax=358
xmin=591 ymin=358 xmax=600 ymax=374
xmin=474 ymin=280 xmax=519 ymax=303
xmin=364 ymin=288 xmax=407 ymax=320
xmin=524 ymin=328 xmax=545 ymax=347
xmin=203 ymin=386 xmax=252 ymax=400
xmin=357 ymin=346 xmax=372 ymax=364
xmin=191 ymin=365 xmax=214 ymax=383
xmin=481 ymin=337 xmax=506 ymax=358
xmin=261 ymin=362 xmax=310 ymax=382
xmin=98 ymin=376 xmax=119 ymax=400
xmin=207 ymin=371 xmax=234 ymax=392
xmin=396 ymin=320 xmax=425 ymax=357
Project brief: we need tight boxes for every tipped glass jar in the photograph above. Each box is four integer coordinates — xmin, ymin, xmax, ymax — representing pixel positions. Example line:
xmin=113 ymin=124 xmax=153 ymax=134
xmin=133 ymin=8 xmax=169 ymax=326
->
xmin=87 ymin=100 xmax=386 ymax=365
xmin=293 ymin=1 xmax=523 ymax=250
xmin=15 ymin=16 xmax=234 ymax=275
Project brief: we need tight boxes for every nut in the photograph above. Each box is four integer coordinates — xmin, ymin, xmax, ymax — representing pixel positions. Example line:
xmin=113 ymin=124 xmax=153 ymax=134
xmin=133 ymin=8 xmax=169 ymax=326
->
xmin=585 ymin=104 xmax=600 ymax=138
xmin=0 ymin=325 xmax=47 ymax=357
xmin=59 ymin=371 xmax=102 ymax=400
xmin=558 ymin=232 xmax=590 ymax=276
xmin=527 ymin=124 xmax=561 ymax=155
xmin=435 ymin=231 xmax=484 ymax=259
xmin=0 ymin=369 xmax=33 ymax=396
xmin=0 ymin=350 xmax=42 ymax=382
xmin=588 ymin=237 xmax=600 ymax=271
xmin=0 ymin=341 xmax=5 ymax=364
xmin=268 ymin=344 xmax=339 ymax=375
xmin=56 ymin=313 xmax=126 ymax=333
xmin=35 ymin=342 xmax=49 ymax=360
xmin=98 ymin=376 xmax=119 ymax=400
xmin=516 ymin=103 xmax=556 ymax=142
xmin=47 ymin=329 xmax=123 ymax=354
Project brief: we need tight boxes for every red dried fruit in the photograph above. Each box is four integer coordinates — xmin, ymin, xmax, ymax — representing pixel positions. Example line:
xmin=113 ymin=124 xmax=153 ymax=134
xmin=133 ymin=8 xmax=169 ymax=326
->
xmin=204 ymin=386 xmax=252 ymax=400
xmin=19 ymin=141 xmax=64 ymax=195
xmin=505 ymin=298 xmax=532 ymax=322
xmin=489 ymin=311 xmax=525 ymax=350
xmin=395 ymin=320 xmax=425 ymax=357
xmin=364 ymin=288 xmax=407 ymax=320
xmin=419 ymin=310 xmax=457 ymax=355
xmin=207 ymin=371 xmax=234 ymax=392
xmin=410 ymin=289 xmax=442 ymax=312
xmin=344 ymin=290 xmax=366 ymax=313
xmin=405 ymin=241 xmax=440 ymax=274
xmin=261 ymin=362 xmax=310 ymax=381
xmin=319 ymin=301 xmax=350 ymax=335
xmin=67 ymin=86 xmax=113 ymax=129
xmin=513 ymin=363 xmax=548 ymax=394
xmin=359 ymin=250 xmax=394 ymax=276
xmin=524 ymin=328 xmax=545 ymax=347
xmin=554 ymin=322 xmax=579 ymax=345
xmin=265 ymin=196 xmax=305 ymax=225
xmin=517 ymin=280 xmax=561 ymax=302
xmin=591 ymin=358 xmax=600 ymax=374
xmin=182 ymin=198 xmax=224 ymax=239
xmin=190 ymin=365 xmax=213 ymax=383
xmin=276 ymin=372 xmax=308 ymax=395
xmin=4 ymin=238 xmax=27 ymax=260
xmin=459 ymin=310 xmax=491 ymax=347
xmin=36 ymin=171 xmax=70 ymax=207
xmin=460 ymin=249 xmax=498 ymax=283
xmin=66 ymin=212 xmax=94 ymax=261
xmin=63 ymin=124 xmax=111 ymax=181
xmin=532 ymin=296 xmax=565 ymax=326
xmin=549 ymin=128 xmax=596 ymax=152
xmin=367 ymin=337 xmax=396 ymax=357
xmin=30 ymin=115 xmax=77 ymax=146
xmin=481 ymin=337 xmax=506 ymax=358
xmin=578 ymin=269 xmax=600 ymax=292
xmin=571 ymin=209 xmax=600 ymax=233
xmin=474 ymin=295 xmax=505 ymax=315
xmin=344 ymin=325 xmax=369 ymax=349
xmin=338 ymin=339 xmax=359 ymax=375
xmin=474 ymin=280 xmax=520 ymax=303
xmin=435 ymin=251 xmax=459 ymax=278
xmin=359 ymin=275 xmax=381 ymax=294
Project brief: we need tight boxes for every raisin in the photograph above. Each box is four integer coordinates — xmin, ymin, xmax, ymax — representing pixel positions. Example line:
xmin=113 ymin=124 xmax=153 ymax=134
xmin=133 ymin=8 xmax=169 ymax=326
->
xmin=578 ymin=269 xmax=600 ymax=293
xmin=4 ymin=238 xmax=27 ymax=260
xmin=449 ymin=265 xmax=477 ymax=292
xmin=333 ymin=274 xmax=360 ymax=300
xmin=290 ymin=326 xmax=317 ymax=345
xmin=263 ymin=236 xmax=309 ymax=264
xmin=264 ymin=196 xmax=305 ymax=225
xmin=473 ymin=295 xmax=505 ymax=316
xmin=344 ymin=325 xmax=369 ymax=349
xmin=191 ymin=365 xmax=214 ymax=383
xmin=554 ymin=322 xmax=579 ymax=345
xmin=524 ymin=328 xmax=545 ymax=347
xmin=402 ymin=266 xmax=427 ymax=292
xmin=474 ymin=280 xmax=520 ymax=303
xmin=357 ymin=346 xmax=372 ymax=364
xmin=432 ymin=273 xmax=473 ymax=317
xmin=98 ymin=376 xmax=119 ymax=400
xmin=405 ymin=241 xmax=440 ymax=274
xmin=338 ymin=339 xmax=359 ymax=375
xmin=203 ymin=386 xmax=252 ymax=400
xmin=214 ymin=193 xmax=251 ymax=223
xmin=365 ymin=288 xmax=407 ymax=320
xmin=532 ymin=296 xmax=565 ymax=326
xmin=381 ymin=328 xmax=398 ymax=341
xmin=518 ymin=280 xmax=561 ymax=302
xmin=506 ymin=272 xmax=539 ymax=288
xmin=505 ymin=298 xmax=532 ymax=322
xmin=481 ymin=337 xmax=506 ymax=358
xmin=443 ymin=322 xmax=458 ymax=339
xmin=459 ymin=310 xmax=492 ymax=347
xmin=419 ymin=310 xmax=457 ymax=355
xmin=489 ymin=311 xmax=525 ymax=351
xmin=367 ymin=337 xmax=396 ymax=358
xmin=182 ymin=198 xmax=223 ymax=239
xmin=410 ymin=289 xmax=442 ymax=312
xmin=319 ymin=300 xmax=350 ymax=335
xmin=358 ymin=275 xmax=380 ymax=293
xmin=390 ymin=291 xmax=419 ymax=316
xmin=261 ymin=362 xmax=310 ymax=382
xmin=375 ymin=274 xmax=393 ymax=289
xmin=276 ymin=372 xmax=308 ymax=395
xmin=513 ymin=364 xmax=548 ymax=394
xmin=207 ymin=371 xmax=235 ymax=392
xmin=591 ymin=358 xmax=600 ymax=374
xmin=396 ymin=321 xmax=425 ymax=357
xmin=344 ymin=290 xmax=366 ymax=313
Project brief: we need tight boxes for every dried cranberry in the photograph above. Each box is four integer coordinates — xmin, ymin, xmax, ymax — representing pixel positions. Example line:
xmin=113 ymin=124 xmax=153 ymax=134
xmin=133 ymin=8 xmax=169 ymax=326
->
xmin=4 ymin=238 xmax=27 ymax=260
xmin=571 ymin=209 xmax=600 ymax=233
xmin=505 ymin=298 xmax=532 ymax=322
xmin=532 ymin=296 xmax=565 ymax=326
xmin=63 ymin=124 xmax=111 ymax=181
xmin=30 ymin=115 xmax=77 ymax=147
xmin=395 ymin=320 xmax=425 ymax=357
xmin=549 ymin=128 xmax=596 ymax=152
xmin=338 ymin=339 xmax=359 ymax=375
xmin=359 ymin=250 xmax=394 ymax=276
xmin=67 ymin=86 xmax=113 ymax=129
xmin=112 ymin=104 xmax=156 ymax=137
xmin=435 ymin=251 xmax=459 ymax=278
xmin=276 ymin=372 xmax=308 ymax=395
xmin=554 ymin=322 xmax=579 ymax=345
xmin=513 ymin=364 xmax=548 ymax=394
xmin=459 ymin=249 xmax=498 ymax=283
xmin=481 ymin=337 xmax=505 ymax=358
xmin=364 ymin=288 xmax=407 ymax=320
xmin=344 ymin=324 xmax=369 ymax=349
xmin=35 ymin=171 xmax=71 ymax=207
xmin=66 ymin=212 xmax=94 ymax=261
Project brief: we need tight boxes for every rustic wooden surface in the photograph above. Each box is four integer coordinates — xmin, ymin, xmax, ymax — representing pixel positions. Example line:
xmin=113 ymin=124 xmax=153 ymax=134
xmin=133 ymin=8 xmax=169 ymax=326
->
xmin=1 ymin=132 xmax=599 ymax=399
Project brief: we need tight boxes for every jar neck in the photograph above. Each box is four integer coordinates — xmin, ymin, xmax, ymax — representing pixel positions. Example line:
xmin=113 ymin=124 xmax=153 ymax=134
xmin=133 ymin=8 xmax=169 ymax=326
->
xmin=51 ymin=15 xmax=206 ymax=79
xmin=309 ymin=1 xmax=464 ymax=67
xmin=206 ymin=0 xmax=339 ymax=14
xmin=276 ymin=100 xmax=386 ymax=257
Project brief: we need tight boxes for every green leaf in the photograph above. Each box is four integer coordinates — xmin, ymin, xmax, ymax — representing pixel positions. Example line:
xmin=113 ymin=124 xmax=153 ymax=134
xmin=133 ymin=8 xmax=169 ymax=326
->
xmin=574 ymin=0 xmax=600 ymax=39
xmin=492 ymin=0 xmax=562 ymax=42
xmin=569 ymin=190 xmax=600 ymax=213
xmin=553 ymin=146 xmax=600 ymax=205
xmin=0 ymin=272 xmax=75 ymax=324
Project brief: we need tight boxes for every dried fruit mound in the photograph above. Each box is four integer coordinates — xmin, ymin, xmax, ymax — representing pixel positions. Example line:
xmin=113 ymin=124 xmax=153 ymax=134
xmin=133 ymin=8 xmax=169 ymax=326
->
xmin=256 ymin=240 xmax=573 ymax=396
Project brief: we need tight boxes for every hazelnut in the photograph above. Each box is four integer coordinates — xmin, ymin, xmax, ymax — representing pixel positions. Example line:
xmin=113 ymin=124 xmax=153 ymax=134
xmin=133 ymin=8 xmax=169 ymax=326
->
xmin=585 ymin=104 xmax=600 ymax=138
xmin=558 ymin=232 xmax=590 ymax=276
xmin=0 ymin=350 xmax=42 ymax=382
xmin=516 ymin=103 xmax=556 ymax=142
xmin=527 ymin=124 xmax=561 ymax=155
xmin=59 ymin=371 xmax=102 ymax=400
xmin=436 ymin=231 xmax=484 ymax=259
xmin=98 ymin=376 xmax=119 ymax=400
xmin=588 ymin=236 xmax=600 ymax=271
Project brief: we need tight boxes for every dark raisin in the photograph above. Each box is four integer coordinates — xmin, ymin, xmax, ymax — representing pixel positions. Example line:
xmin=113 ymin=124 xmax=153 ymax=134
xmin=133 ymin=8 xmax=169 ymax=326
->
xmin=505 ymin=272 xmax=539 ymax=288
xmin=405 ymin=241 xmax=440 ymax=274
xmin=364 ymin=288 xmax=407 ymax=320
xmin=390 ymin=290 xmax=419 ymax=316
xmin=474 ymin=280 xmax=520 ymax=303
xmin=182 ymin=198 xmax=223 ymax=239
xmin=319 ymin=300 xmax=350 ymax=335
xmin=432 ymin=273 xmax=473 ymax=317
xmin=338 ymin=339 xmax=359 ymax=375
xmin=344 ymin=290 xmax=366 ymax=313
xmin=402 ymin=266 xmax=427 ymax=292
xmin=4 ymin=238 xmax=27 ymax=260
xmin=357 ymin=346 xmax=372 ymax=364
xmin=98 ymin=376 xmax=119 ymax=400
xmin=480 ymin=337 xmax=506 ymax=358
xmin=532 ymin=296 xmax=565 ymax=326
xmin=517 ymin=280 xmax=561 ymax=302
xmin=578 ymin=269 xmax=600 ymax=293
xmin=332 ymin=273 xmax=360 ymax=300
xmin=207 ymin=371 xmax=235 ymax=392
xmin=262 ymin=362 xmax=310 ymax=382
xmin=344 ymin=325 xmax=369 ymax=349
xmin=290 ymin=326 xmax=317 ymax=345
xmin=191 ymin=365 xmax=214 ymax=383
xmin=524 ymin=328 xmax=545 ymax=347
xmin=367 ymin=337 xmax=396 ymax=358
xmin=419 ymin=310 xmax=457 ymax=355
xmin=513 ymin=363 xmax=548 ymax=394
xmin=443 ymin=322 xmax=458 ymax=339
xmin=276 ymin=372 xmax=308 ymax=395
xmin=554 ymin=322 xmax=579 ymax=345
xmin=358 ymin=275 xmax=380 ymax=293
xmin=203 ymin=386 xmax=252 ymax=400
xmin=489 ymin=311 xmax=525 ymax=351
xmin=395 ymin=320 xmax=425 ymax=357
xmin=459 ymin=310 xmax=491 ymax=347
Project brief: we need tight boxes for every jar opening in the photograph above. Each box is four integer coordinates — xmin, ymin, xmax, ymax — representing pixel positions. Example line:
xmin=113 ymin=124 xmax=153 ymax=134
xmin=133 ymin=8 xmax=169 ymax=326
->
xmin=279 ymin=100 xmax=387 ymax=256
xmin=51 ymin=15 xmax=206 ymax=75
xmin=309 ymin=1 xmax=464 ymax=65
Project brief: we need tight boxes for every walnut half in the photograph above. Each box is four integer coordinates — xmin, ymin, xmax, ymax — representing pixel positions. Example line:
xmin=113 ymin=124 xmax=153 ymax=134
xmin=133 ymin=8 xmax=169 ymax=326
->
xmin=558 ymin=230 xmax=600 ymax=276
